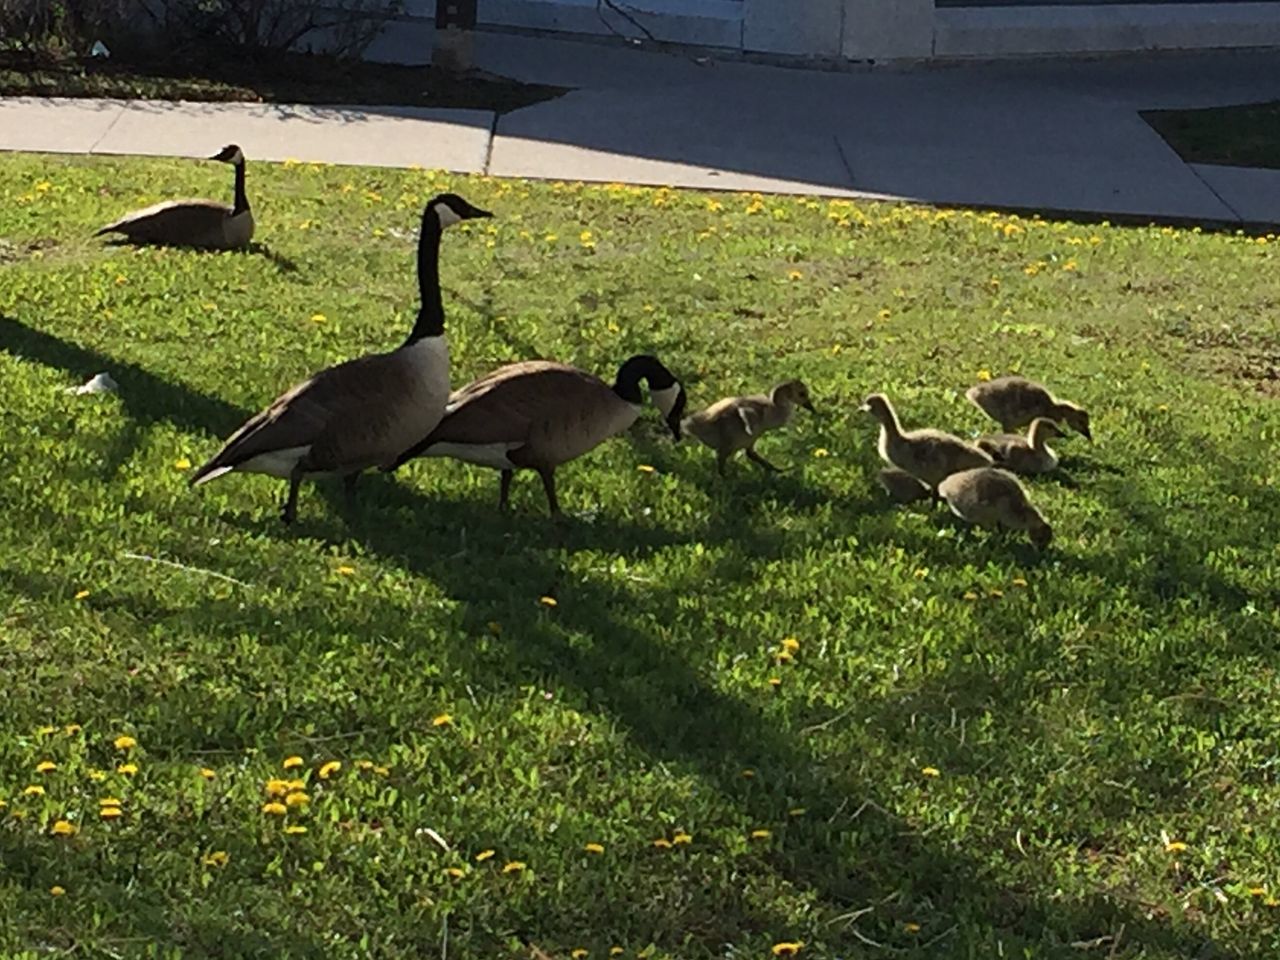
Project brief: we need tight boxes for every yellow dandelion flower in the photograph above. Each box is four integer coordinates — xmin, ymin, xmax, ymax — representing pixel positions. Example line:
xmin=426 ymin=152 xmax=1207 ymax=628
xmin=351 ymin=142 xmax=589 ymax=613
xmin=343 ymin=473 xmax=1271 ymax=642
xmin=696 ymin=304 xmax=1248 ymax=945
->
xmin=310 ymin=313 xmax=326 ymax=324
xmin=285 ymin=779 xmax=306 ymax=790
xmin=23 ymin=785 xmax=45 ymax=796
xmin=99 ymin=806 xmax=123 ymax=820
xmin=1266 ymin=897 xmax=1280 ymax=907
xmin=989 ymin=589 xmax=1004 ymax=598
xmin=356 ymin=760 xmax=374 ymax=770
xmin=642 ymin=303 xmax=655 ymax=313
xmin=741 ymin=768 xmax=756 ymax=778
xmin=921 ymin=766 xmax=941 ymax=778
xmin=73 ymin=590 xmax=90 ymax=601
xmin=285 ymin=791 xmax=309 ymax=808
xmin=283 ymin=756 xmax=304 ymax=770
xmin=51 ymin=819 xmax=76 ymax=836
xmin=672 ymin=831 xmax=692 ymax=845
xmin=788 ymin=270 xmax=803 ymax=281
xmin=775 ymin=650 xmax=794 ymax=665
xmin=750 ymin=829 xmax=771 ymax=840
xmin=914 ymin=568 xmax=929 ymax=580
xmin=963 ymin=591 xmax=978 ymax=601
xmin=771 ymin=943 xmax=804 ymax=957
xmin=113 ymin=735 xmax=137 ymax=750
xmin=610 ymin=949 xmax=624 ymax=957
xmin=1012 ymin=577 xmax=1028 ymax=587
xmin=373 ymin=765 xmax=391 ymax=776
xmin=173 ymin=457 xmax=191 ymax=471
xmin=1165 ymin=840 xmax=1188 ymax=853
xmin=705 ymin=199 xmax=723 ymax=212
xmin=115 ymin=274 xmax=127 ymax=285
xmin=336 ymin=565 xmax=355 ymax=576
xmin=203 ymin=850 xmax=229 ymax=867
xmin=544 ymin=233 xmax=558 ymax=244
xmin=812 ymin=448 xmax=830 ymax=458
xmin=1062 ymin=260 xmax=1078 ymax=272
xmin=199 ymin=768 xmax=216 ymax=780
xmin=37 ymin=725 xmax=56 ymax=735
xmin=652 ymin=838 xmax=673 ymax=849
xmin=98 ymin=797 xmax=122 ymax=807
xmin=475 ymin=849 xmax=496 ymax=862
xmin=767 ymin=677 xmax=782 ymax=688
xmin=1249 ymin=887 xmax=1266 ymax=897
xmin=265 ymin=779 xmax=290 ymax=797
xmin=87 ymin=769 xmax=106 ymax=782
xmin=444 ymin=866 xmax=466 ymax=878
xmin=877 ymin=308 xmax=891 ymax=320
xmin=904 ymin=922 xmax=921 ymax=933
xmin=780 ymin=637 xmax=800 ymax=653
xmin=36 ymin=761 xmax=57 ymax=773
xmin=64 ymin=724 xmax=82 ymax=735
xmin=261 ymin=802 xmax=287 ymax=816
xmin=117 ymin=763 xmax=138 ymax=776
xmin=501 ymin=860 xmax=527 ymax=874
xmin=636 ymin=464 xmax=657 ymax=473
xmin=579 ymin=230 xmax=593 ymax=243
xmin=1089 ymin=235 xmax=1102 ymax=245
xmin=789 ymin=807 xmax=806 ymax=817
xmin=539 ymin=595 xmax=558 ymax=607
xmin=584 ymin=842 xmax=605 ymax=854
xmin=432 ymin=713 xmax=453 ymax=727
xmin=284 ymin=825 xmax=308 ymax=835
xmin=35 ymin=180 xmax=52 ymax=192
xmin=976 ymin=369 xmax=993 ymax=382
xmin=50 ymin=884 xmax=68 ymax=897
xmin=318 ymin=761 xmax=341 ymax=779
xmin=572 ymin=950 xmax=589 ymax=959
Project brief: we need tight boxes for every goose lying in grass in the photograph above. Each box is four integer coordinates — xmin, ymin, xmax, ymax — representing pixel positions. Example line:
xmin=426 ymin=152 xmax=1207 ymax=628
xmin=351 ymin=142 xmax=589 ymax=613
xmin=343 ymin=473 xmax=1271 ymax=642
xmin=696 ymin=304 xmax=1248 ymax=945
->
xmin=861 ymin=393 xmax=992 ymax=488
xmin=937 ymin=467 xmax=1053 ymax=549
xmin=96 ymin=144 xmax=254 ymax=249
xmin=189 ymin=193 xmax=491 ymax=523
xmin=387 ymin=354 xmax=686 ymax=515
xmin=682 ymin=379 xmax=814 ymax=475
xmin=966 ymin=375 xmax=1092 ymax=439
xmin=977 ymin=417 xmax=1063 ymax=475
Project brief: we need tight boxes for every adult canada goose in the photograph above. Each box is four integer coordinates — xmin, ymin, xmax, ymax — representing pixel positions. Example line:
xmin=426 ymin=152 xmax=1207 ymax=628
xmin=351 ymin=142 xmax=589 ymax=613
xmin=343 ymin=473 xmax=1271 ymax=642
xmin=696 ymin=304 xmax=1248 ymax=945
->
xmin=966 ymin=375 xmax=1092 ymax=439
xmin=95 ymin=144 xmax=255 ymax=249
xmin=877 ymin=467 xmax=936 ymax=504
xmin=937 ymin=467 xmax=1053 ymax=549
xmin=189 ymin=193 xmax=491 ymax=523
xmin=682 ymin=379 xmax=815 ymax=475
xmin=386 ymin=355 xmax=686 ymax=515
xmin=977 ymin=417 xmax=1063 ymax=475
xmin=861 ymin=393 xmax=992 ymax=488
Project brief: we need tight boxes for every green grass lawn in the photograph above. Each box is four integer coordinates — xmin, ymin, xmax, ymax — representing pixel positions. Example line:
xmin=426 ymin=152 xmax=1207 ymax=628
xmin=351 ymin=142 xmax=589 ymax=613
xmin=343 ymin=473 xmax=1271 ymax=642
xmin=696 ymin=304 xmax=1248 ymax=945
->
xmin=2 ymin=153 xmax=1280 ymax=959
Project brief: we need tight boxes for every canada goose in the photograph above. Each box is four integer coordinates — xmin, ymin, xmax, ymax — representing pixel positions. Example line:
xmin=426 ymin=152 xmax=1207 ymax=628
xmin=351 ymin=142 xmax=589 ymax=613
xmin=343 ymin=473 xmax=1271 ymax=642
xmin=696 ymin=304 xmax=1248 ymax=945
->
xmin=96 ymin=145 xmax=255 ymax=250
xmin=386 ymin=355 xmax=686 ymax=515
xmin=937 ymin=467 xmax=1053 ymax=549
xmin=682 ymin=379 xmax=814 ymax=475
xmin=977 ymin=417 xmax=1063 ymax=475
xmin=861 ymin=393 xmax=992 ymax=488
xmin=966 ymin=376 xmax=1092 ymax=439
xmin=876 ymin=467 xmax=936 ymax=504
xmin=189 ymin=193 xmax=491 ymax=523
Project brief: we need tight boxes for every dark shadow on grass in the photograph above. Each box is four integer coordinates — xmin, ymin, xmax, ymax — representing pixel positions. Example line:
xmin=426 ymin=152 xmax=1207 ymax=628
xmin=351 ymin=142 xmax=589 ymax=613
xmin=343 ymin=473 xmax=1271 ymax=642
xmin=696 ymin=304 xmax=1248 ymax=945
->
xmin=1 ymin=313 xmax=1255 ymax=958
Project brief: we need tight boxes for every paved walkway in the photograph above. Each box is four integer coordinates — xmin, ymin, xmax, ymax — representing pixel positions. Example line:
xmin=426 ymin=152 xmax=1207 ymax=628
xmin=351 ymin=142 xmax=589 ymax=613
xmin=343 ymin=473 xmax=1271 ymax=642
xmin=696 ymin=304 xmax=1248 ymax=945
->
xmin=3 ymin=32 xmax=1279 ymax=224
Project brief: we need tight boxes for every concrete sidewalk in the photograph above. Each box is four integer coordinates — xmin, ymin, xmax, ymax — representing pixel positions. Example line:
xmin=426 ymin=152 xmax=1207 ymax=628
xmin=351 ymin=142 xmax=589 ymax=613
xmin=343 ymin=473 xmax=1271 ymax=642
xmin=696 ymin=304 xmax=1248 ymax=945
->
xmin=3 ymin=34 xmax=1279 ymax=224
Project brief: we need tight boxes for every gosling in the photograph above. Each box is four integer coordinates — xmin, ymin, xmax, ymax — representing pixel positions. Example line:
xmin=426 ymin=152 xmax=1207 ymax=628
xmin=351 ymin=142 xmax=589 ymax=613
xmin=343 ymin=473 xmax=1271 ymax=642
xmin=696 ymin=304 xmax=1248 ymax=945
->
xmin=966 ymin=375 xmax=1092 ymax=439
xmin=937 ymin=467 xmax=1053 ymax=549
xmin=682 ymin=379 xmax=815 ymax=475
xmin=877 ymin=467 xmax=936 ymax=504
xmin=861 ymin=393 xmax=992 ymax=488
xmin=977 ymin=417 xmax=1063 ymax=475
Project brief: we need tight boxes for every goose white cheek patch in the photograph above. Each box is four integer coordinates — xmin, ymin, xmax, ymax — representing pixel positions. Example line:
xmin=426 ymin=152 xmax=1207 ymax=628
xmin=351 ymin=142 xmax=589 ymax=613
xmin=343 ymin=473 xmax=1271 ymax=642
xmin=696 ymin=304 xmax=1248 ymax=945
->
xmin=650 ymin=384 xmax=681 ymax=417
xmin=434 ymin=204 xmax=462 ymax=229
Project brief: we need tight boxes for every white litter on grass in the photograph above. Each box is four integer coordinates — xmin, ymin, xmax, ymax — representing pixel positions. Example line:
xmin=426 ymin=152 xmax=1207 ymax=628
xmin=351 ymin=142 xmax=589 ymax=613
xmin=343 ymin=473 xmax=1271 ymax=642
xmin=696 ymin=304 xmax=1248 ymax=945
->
xmin=67 ymin=372 xmax=118 ymax=395
xmin=90 ymin=41 xmax=110 ymax=58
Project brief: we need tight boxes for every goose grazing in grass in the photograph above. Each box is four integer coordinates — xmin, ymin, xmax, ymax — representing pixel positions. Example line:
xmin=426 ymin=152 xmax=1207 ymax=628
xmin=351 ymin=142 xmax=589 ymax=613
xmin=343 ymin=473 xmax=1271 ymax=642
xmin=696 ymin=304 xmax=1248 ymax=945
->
xmin=861 ymin=393 xmax=992 ymax=488
xmin=682 ymin=379 xmax=815 ymax=475
xmin=877 ymin=467 xmax=936 ymax=504
xmin=937 ymin=467 xmax=1053 ymax=549
xmin=966 ymin=375 xmax=1092 ymax=439
xmin=386 ymin=354 xmax=686 ymax=515
xmin=189 ymin=193 xmax=492 ymax=523
xmin=96 ymin=144 xmax=255 ymax=249
xmin=977 ymin=417 xmax=1062 ymax=475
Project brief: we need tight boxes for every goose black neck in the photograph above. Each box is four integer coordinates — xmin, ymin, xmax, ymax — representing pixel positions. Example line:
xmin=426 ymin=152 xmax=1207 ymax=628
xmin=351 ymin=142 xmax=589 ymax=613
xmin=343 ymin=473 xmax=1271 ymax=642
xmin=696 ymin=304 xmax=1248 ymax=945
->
xmin=232 ymin=161 xmax=249 ymax=215
xmin=408 ymin=208 xmax=445 ymax=343
xmin=612 ymin=354 xmax=675 ymax=403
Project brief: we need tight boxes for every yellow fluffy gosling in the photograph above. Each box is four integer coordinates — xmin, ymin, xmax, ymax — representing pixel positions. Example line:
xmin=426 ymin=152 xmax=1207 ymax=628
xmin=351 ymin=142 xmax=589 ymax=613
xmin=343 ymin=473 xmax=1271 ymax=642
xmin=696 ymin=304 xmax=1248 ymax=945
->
xmin=966 ymin=375 xmax=1092 ymax=438
xmin=861 ymin=393 xmax=992 ymax=488
xmin=977 ymin=417 xmax=1063 ymax=475
xmin=682 ymin=379 xmax=815 ymax=475
xmin=937 ymin=467 xmax=1053 ymax=549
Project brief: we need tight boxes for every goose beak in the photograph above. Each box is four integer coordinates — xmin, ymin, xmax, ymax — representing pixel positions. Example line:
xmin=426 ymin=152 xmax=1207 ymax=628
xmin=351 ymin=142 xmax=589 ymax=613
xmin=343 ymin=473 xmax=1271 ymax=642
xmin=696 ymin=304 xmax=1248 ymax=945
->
xmin=470 ymin=206 xmax=494 ymax=220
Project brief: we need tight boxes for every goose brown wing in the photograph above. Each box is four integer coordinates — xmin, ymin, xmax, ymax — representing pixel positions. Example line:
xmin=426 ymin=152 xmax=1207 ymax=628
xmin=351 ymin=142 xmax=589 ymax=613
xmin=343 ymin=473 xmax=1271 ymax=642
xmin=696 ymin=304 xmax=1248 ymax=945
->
xmin=191 ymin=354 xmax=400 ymax=482
xmin=97 ymin=199 xmax=232 ymax=244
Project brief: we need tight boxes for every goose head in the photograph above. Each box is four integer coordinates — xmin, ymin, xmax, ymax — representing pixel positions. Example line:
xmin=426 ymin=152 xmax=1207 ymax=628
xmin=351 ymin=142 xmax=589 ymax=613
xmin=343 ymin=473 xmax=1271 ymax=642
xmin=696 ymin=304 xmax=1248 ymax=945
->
xmin=859 ymin=393 xmax=894 ymax=424
xmin=428 ymin=193 xmax=493 ymax=229
xmin=210 ymin=144 xmax=245 ymax=165
xmin=1029 ymin=417 xmax=1064 ymax=443
xmin=774 ymin=379 xmax=816 ymax=414
xmin=1056 ymin=402 xmax=1091 ymax=441
xmin=1029 ymin=516 xmax=1053 ymax=550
